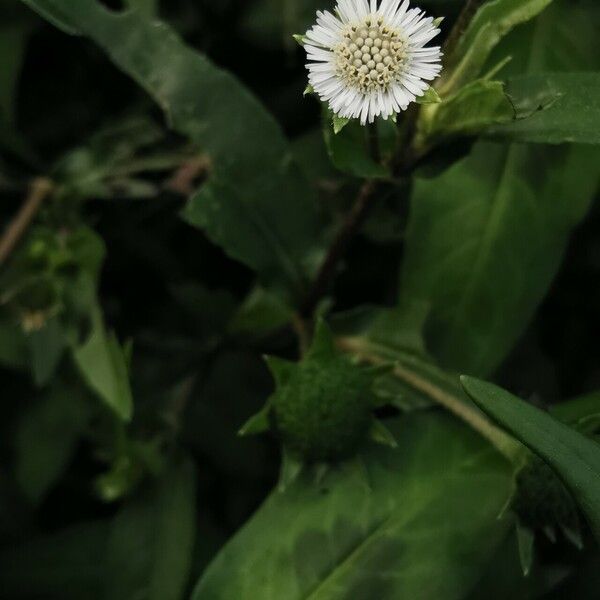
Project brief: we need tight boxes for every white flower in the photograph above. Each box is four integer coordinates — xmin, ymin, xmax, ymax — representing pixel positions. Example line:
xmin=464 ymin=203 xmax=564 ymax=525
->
xmin=304 ymin=0 xmax=443 ymax=124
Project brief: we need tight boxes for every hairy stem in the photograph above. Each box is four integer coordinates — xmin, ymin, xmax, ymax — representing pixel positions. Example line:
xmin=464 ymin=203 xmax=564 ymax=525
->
xmin=0 ymin=178 xmax=53 ymax=267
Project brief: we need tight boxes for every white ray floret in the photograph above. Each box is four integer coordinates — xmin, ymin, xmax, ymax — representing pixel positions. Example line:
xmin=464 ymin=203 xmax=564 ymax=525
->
xmin=304 ymin=0 xmax=443 ymax=124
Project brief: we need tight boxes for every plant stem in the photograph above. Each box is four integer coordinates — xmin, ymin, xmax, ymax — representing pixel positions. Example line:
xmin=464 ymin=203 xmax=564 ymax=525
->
xmin=337 ymin=335 xmax=524 ymax=463
xmin=0 ymin=178 xmax=53 ymax=267
xmin=300 ymin=179 xmax=378 ymax=317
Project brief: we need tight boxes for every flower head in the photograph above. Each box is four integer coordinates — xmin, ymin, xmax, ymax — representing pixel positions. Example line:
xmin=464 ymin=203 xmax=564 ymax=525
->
xmin=304 ymin=0 xmax=442 ymax=124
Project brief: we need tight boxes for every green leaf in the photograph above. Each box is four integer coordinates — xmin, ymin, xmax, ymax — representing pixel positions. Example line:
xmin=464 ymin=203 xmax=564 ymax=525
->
xmin=324 ymin=116 xmax=389 ymax=179
xmin=417 ymin=79 xmax=514 ymax=148
xmin=126 ymin=0 xmax=158 ymax=16
xmin=192 ymin=413 xmax=513 ymax=599
xmin=440 ymin=0 xmax=555 ymax=93
xmin=415 ymin=86 xmax=442 ymax=105
xmin=104 ymin=458 xmax=197 ymax=600
xmin=0 ymin=7 xmax=34 ymax=124
xmin=488 ymin=72 xmax=600 ymax=144
xmin=461 ymin=376 xmax=600 ymax=542
xmin=15 ymin=384 xmax=92 ymax=503
xmin=24 ymin=0 xmax=325 ymax=306
xmin=332 ymin=114 xmax=350 ymax=135
xmin=72 ymin=310 xmax=133 ymax=421
xmin=401 ymin=141 xmax=599 ymax=376
xmin=403 ymin=1 xmax=600 ymax=377
xmin=0 ymin=318 xmax=28 ymax=370
xmin=550 ymin=391 xmax=600 ymax=435
xmin=27 ymin=316 xmax=66 ymax=387
xmin=368 ymin=418 xmax=397 ymax=448
xmin=21 ymin=0 xmax=79 ymax=34
xmin=228 ymin=286 xmax=293 ymax=337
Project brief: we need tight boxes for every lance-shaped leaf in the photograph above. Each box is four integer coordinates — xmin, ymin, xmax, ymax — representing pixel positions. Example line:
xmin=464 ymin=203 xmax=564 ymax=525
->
xmin=461 ymin=376 xmax=600 ymax=542
xmin=73 ymin=309 xmax=133 ymax=422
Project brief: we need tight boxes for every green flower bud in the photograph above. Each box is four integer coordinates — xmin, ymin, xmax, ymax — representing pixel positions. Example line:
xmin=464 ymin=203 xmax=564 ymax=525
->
xmin=264 ymin=319 xmax=385 ymax=462
xmin=272 ymin=353 xmax=374 ymax=462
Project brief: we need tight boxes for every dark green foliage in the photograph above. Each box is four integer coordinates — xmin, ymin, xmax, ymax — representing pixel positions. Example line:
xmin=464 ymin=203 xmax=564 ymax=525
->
xmin=1 ymin=0 xmax=599 ymax=598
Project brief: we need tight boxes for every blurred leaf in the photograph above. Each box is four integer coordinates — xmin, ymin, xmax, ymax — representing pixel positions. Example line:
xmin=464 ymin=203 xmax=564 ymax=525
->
xmin=550 ymin=391 xmax=600 ymax=435
xmin=27 ymin=316 xmax=66 ymax=386
xmin=331 ymin=302 xmax=428 ymax=358
xmin=324 ymin=115 xmax=390 ymax=179
xmin=292 ymin=129 xmax=339 ymax=182
xmin=21 ymin=0 xmax=79 ymax=34
xmin=416 ymin=86 xmax=442 ymax=104
xmin=15 ymin=384 xmax=92 ymax=503
xmin=0 ymin=9 xmax=34 ymax=124
xmin=192 ymin=413 xmax=512 ymax=599
xmin=228 ymin=286 xmax=293 ymax=337
xmin=402 ymin=141 xmax=599 ymax=376
xmin=126 ymin=0 xmax=158 ymax=16
xmin=73 ymin=309 xmax=133 ymax=422
xmin=52 ymin=116 xmax=180 ymax=200
xmin=402 ymin=0 xmax=600 ymax=377
xmin=417 ymin=79 xmax=514 ymax=147
xmin=0 ymin=520 xmax=109 ymax=599
xmin=489 ymin=72 xmax=600 ymax=144
xmin=0 ymin=319 xmax=28 ymax=369
xmin=21 ymin=0 xmax=326 ymax=306
xmin=104 ymin=457 xmax=196 ymax=600
xmin=239 ymin=0 xmax=323 ymax=49
xmin=462 ymin=376 xmax=600 ymax=542
xmin=441 ymin=0 xmax=554 ymax=93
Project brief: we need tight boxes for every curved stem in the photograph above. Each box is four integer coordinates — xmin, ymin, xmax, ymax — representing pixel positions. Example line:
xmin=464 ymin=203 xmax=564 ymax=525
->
xmin=337 ymin=335 xmax=524 ymax=463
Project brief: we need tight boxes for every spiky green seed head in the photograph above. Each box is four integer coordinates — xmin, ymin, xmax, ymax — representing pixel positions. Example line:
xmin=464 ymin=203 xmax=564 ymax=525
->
xmin=269 ymin=320 xmax=378 ymax=462
xmin=512 ymin=455 xmax=578 ymax=531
